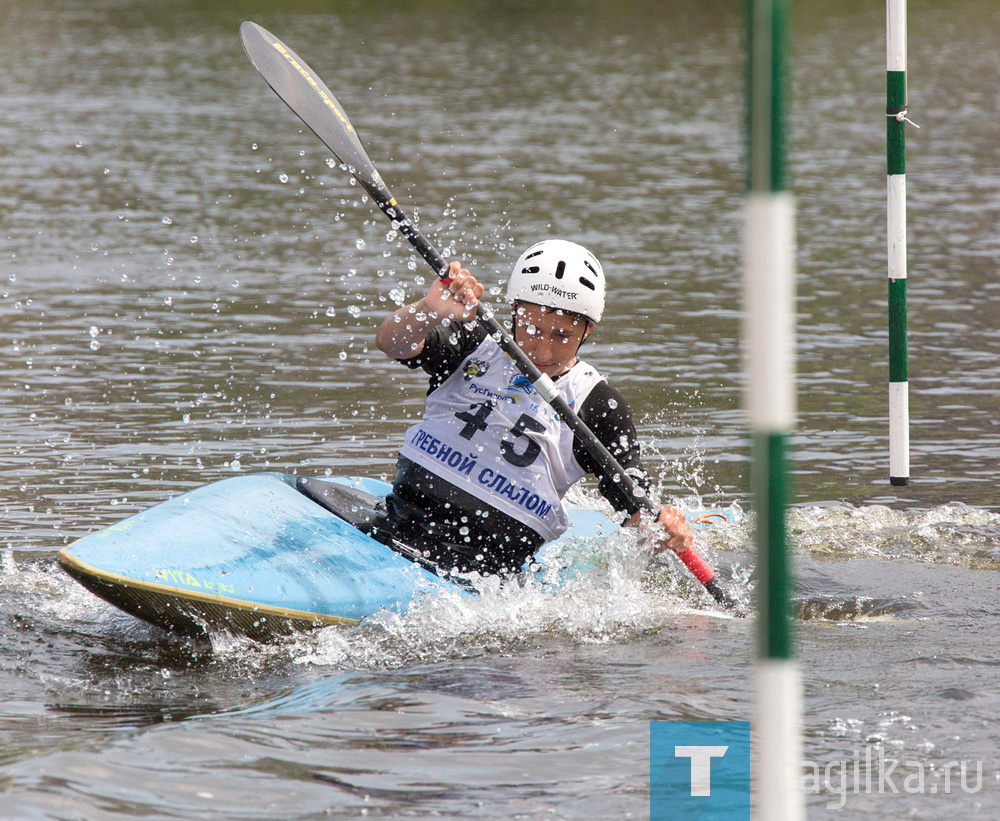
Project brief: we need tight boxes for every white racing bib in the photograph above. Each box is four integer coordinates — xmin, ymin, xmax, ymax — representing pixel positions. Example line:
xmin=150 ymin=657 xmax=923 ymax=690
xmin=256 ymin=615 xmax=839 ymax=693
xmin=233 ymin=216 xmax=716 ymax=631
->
xmin=399 ymin=335 xmax=604 ymax=542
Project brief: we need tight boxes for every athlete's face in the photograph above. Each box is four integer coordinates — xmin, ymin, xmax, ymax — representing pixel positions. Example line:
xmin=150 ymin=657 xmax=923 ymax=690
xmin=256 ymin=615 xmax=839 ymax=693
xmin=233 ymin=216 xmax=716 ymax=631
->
xmin=512 ymin=302 xmax=593 ymax=378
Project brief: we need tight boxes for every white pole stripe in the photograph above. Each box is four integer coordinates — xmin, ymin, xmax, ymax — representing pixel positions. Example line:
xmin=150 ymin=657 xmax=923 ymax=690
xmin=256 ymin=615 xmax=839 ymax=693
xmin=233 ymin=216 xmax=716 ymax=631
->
xmin=755 ymin=660 xmax=804 ymax=821
xmin=887 ymin=175 xmax=907 ymax=280
xmin=889 ymin=381 xmax=910 ymax=478
xmin=887 ymin=0 xmax=907 ymax=71
xmin=744 ymin=193 xmax=796 ymax=432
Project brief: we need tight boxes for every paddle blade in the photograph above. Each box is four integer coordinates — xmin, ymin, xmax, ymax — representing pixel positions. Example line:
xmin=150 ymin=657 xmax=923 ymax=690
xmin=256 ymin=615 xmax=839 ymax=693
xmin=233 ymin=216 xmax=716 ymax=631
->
xmin=239 ymin=21 xmax=392 ymax=205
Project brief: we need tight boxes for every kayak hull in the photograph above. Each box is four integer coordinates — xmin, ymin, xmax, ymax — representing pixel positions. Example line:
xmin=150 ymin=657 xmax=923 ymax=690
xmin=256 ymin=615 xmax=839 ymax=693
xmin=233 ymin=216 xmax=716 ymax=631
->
xmin=59 ymin=550 xmax=353 ymax=638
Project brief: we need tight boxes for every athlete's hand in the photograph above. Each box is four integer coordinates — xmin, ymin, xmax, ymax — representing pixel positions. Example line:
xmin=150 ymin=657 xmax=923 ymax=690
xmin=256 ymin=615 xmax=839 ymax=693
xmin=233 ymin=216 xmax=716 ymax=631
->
xmin=375 ymin=261 xmax=483 ymax=360
xmin=425 ymin=261 xmax=483 ymax=322
xmin=652 ymin=505 xmax=694 ymax=555
xmin=625 ymin=504 xmax=694 ymax=555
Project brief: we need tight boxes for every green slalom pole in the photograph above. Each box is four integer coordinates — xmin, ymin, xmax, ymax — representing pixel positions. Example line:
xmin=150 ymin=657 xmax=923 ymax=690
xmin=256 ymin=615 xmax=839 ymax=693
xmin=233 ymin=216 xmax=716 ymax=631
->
xmin=746 ymin=0 xmax=804 ymax=817
xmin=887 ymin=0 xmax=914 ymax=486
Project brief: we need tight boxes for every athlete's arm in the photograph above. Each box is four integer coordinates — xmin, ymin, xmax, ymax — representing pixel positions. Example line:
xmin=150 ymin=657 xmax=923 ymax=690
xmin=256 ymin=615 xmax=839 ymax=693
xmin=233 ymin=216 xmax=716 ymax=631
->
xmin=576 ymin=383 xmax=693 ymax=554
xmin=575 ymin=382 xmax=649 ymax=513
xmin=375 ymin=262 xmax=483 ymax=360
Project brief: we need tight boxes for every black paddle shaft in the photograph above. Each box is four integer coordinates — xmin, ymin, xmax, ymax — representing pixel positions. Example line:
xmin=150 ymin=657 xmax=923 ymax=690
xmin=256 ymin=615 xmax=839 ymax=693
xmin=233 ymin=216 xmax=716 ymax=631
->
xmin=239 ymin=22 xmax=741 ymax=612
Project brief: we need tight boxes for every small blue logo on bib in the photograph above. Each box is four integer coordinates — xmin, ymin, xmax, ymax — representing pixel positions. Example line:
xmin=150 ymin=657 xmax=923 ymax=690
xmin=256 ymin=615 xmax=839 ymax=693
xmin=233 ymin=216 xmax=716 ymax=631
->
xmin=508 ymin=374 xmax=534 ymax=394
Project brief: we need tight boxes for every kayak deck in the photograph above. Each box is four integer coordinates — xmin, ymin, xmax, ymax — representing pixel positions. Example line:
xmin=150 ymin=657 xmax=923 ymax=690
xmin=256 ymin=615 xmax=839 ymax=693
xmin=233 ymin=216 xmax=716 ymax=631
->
xmin=57 ymin=473 xmax=623 ymax=640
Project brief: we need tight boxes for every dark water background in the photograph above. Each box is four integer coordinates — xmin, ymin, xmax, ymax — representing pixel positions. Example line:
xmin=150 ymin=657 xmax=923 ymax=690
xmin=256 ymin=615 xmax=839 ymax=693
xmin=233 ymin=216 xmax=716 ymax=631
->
xmin=2 ymin=0 xmax=999 ymax=817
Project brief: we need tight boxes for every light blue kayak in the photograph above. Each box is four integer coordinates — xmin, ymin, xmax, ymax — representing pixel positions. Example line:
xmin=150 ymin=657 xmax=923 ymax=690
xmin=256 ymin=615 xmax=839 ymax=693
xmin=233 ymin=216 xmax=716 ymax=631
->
xmin=57 ymin=473 xmax=731 ymax=640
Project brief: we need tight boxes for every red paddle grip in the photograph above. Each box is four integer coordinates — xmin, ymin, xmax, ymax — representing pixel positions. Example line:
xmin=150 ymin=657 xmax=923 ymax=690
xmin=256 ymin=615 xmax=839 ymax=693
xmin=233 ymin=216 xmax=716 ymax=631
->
xmin=675 ymin=547 xmax=717 ymax=585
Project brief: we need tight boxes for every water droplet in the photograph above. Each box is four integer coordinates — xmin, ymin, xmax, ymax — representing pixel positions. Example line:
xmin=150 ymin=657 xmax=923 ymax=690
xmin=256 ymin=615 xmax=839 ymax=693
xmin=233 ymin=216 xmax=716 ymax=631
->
xmin=355 ymin=239 xmax=366 ymax=250
xmin=325 ymin=306 xmax=336 ymax=317
xmin=608 ymin=398 xmax=619 ymax=410
xmin=190 ymin=236 xmax=198 ymax=244
xmin=347 ymin=305 xmax=361 ymax=318
xmin=251 ymin=142 xmax=258 ymax=150
xmin=161 ymin=216 xmax=173 ymax=225
xmin=338 ymin=351 xmax=347 ymax=360
xmin=89 ymin=340 xmax=100 ymax=351
xmin=278 ymin=173 xmax=289 ymax=183
xmin=389 ymin=288 xmax=406 ymax=305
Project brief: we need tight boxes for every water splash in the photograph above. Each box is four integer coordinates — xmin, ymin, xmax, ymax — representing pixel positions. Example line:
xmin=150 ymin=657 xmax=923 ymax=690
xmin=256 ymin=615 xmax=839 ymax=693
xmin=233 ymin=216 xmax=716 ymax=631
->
xmin=276 ymin=516 xmax=736 ymax=673
xmin=789 ymin=504 xmax=1000 ymax=569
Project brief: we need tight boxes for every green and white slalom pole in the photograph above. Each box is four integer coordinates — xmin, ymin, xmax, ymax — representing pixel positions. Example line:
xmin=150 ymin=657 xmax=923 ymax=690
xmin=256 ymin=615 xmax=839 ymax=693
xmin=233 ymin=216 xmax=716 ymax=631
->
xmin=887 ymin=0 xmax=914 ymax=486
xmin=746 ymin=0 xmax=804 ymax=818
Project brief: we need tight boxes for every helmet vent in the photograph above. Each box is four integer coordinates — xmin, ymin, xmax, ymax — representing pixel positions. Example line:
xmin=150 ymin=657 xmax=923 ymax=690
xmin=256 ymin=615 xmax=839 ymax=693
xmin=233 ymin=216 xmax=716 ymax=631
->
xmin=583 ymin=260 xmax=600 ymax=277
xmin=554 ymin=260 xmax=567 ymax=279
xmin=579 ymin=277 xmax=596 ymax=291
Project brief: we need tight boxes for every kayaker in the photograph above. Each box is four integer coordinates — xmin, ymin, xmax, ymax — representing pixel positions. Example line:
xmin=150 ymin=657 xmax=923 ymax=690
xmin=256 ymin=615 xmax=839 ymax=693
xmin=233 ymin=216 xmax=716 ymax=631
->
xmin=372 ymin=239 xmax=693 ymax=576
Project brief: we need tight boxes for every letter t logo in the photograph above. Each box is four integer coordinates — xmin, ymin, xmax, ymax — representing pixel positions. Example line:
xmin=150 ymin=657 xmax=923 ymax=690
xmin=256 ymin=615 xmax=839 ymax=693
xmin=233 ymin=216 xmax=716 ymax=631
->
xmin=674 ymin=746 xmax=729 ymax=796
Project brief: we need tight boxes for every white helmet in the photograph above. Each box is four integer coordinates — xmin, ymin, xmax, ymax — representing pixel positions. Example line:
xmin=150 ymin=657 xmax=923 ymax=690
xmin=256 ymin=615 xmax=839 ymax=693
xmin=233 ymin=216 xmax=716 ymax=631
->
xmin=506 ymin=239 xmax=605 ymax=323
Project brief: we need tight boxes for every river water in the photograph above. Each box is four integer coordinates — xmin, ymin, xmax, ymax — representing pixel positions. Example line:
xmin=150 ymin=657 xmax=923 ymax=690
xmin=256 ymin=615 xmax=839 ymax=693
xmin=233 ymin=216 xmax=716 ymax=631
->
xmin=2 ymin=0 xmax=999 ymax=817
